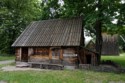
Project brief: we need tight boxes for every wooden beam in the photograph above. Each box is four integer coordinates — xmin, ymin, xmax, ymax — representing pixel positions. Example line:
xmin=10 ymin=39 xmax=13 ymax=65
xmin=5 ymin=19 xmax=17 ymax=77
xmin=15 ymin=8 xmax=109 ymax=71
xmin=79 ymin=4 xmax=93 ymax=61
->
xmin=77 ymin=48 xmax=82 ymax=64
xmin=60 ymin=49 xmax=63 ymax=60
xmin=19 ymin=48 xmax=22 ymax=61
xmin=83 ymin=50 xmax=86 ymax=64
xmin=49 ymin=48 xmax=52 ymax=60
xmin=28 ymin=48 xmax=33 ymax=62
xmin=91 ymin=53 xmax=94 ymax=65
xmin=15 ymin=48 xmax=20 ymax=61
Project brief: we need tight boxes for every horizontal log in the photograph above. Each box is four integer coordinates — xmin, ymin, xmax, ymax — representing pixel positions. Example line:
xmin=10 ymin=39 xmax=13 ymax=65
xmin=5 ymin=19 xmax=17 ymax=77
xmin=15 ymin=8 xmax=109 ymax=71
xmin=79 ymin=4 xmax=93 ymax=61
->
xmin=28 ymin=62 xmax=64 ymax=70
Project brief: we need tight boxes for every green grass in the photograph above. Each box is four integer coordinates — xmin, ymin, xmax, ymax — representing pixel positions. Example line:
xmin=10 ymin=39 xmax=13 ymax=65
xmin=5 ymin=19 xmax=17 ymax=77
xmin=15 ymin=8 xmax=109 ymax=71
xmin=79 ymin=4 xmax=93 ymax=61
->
xmin=0 ymin=69 xmax=125 ymax=83
xmin=0 ymin=54 xmax=14 ymax=61
xmin=0 ymin=53 xmax=124 ymax=83
xmin=101 ymin=53 xmax=125 ymax=67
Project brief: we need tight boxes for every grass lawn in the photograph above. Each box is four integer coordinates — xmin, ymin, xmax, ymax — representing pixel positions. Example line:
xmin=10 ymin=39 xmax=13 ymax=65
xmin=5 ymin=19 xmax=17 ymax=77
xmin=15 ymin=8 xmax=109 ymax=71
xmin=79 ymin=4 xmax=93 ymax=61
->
xmin=0 ymin=69 xmax=125 ymax=83
xmin=101 ymin=53 xmax=125 ymax=67
xmin=0 ymin=53 xmax=125 ymax=83
xmin=0 ymin=54 xmax=14 ymax=61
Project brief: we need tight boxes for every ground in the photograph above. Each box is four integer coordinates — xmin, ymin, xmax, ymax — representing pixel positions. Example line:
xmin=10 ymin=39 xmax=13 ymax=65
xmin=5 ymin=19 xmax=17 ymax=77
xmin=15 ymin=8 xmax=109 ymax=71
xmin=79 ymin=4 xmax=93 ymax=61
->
xmin=0 ymin=54 xmax=125 ymax=83
xmin=0 ymin=67 xmax=125 ymax=83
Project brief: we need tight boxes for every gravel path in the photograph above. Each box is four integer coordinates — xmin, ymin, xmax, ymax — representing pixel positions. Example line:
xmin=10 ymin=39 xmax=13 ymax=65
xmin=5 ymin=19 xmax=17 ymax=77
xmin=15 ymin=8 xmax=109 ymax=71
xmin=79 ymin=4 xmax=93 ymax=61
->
xmin=0 ymin=60 xmax=50 ymax=71
xmin=0 ymin=60 xmax=15 ymax=65
xmin=1 ymin=66 xmax=50 ymax=71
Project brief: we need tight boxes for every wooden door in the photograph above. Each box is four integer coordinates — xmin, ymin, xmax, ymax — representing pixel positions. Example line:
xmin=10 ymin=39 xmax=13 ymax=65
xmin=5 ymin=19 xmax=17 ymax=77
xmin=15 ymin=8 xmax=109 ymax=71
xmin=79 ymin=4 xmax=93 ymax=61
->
xmin=21 ymin=48 xmax=28 ymax=62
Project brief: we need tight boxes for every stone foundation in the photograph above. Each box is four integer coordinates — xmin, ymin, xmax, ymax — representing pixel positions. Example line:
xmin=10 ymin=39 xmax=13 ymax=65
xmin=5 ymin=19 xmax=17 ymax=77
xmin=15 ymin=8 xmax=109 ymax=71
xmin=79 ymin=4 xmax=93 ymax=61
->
xmin=28 ymin=62 xmax=64 ymax=70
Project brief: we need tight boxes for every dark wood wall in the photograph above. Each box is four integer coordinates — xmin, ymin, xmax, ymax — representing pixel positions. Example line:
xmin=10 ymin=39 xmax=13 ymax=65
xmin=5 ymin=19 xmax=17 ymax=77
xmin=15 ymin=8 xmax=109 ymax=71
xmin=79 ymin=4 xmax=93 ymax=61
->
xmin=30 ymin=48 xmax=50 ymax=62
xmin=15 ymin=48 xmax=21 ymax=61
xmin=63 ymin=48 xmax=78 ymax=66
xmin=15 ymin=47 xmax=98 ymax=66
xmin=15 ymin=47 xmax=78 ymax=65
xmin=79 ymin=48 xmax=98 ymax=65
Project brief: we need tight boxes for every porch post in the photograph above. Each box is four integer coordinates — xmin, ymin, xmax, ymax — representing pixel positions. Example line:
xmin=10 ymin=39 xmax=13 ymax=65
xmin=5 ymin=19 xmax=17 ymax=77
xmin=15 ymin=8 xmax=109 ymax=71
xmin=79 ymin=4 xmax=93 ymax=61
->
xmin=49 ymin=48 xmax=52 ymax=60
xmin=60 ymin=49 xmax=63 ymax=60
xmin=91 ymin=53 xmax=94 ymax=65
xmin=19 ymin=48 xmax=22 ymax=61
xmin=84 ymin=50 xmax=86 ymax=64
xmin=28 ymin=48 xmax=33 ymax=62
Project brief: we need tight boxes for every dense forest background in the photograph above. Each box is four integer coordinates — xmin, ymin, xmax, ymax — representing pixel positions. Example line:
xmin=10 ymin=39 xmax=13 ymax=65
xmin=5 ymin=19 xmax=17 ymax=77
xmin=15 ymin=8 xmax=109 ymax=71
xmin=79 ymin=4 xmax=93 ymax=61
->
xmin=0 ymin=0 xmax=125 ymax=54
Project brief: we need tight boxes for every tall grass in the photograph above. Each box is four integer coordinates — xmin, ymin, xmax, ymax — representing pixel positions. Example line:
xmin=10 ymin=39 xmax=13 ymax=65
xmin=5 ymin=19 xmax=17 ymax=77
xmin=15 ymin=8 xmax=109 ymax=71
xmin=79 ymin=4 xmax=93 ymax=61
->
xmin=0 ymin=54 xmax=14 ymax=61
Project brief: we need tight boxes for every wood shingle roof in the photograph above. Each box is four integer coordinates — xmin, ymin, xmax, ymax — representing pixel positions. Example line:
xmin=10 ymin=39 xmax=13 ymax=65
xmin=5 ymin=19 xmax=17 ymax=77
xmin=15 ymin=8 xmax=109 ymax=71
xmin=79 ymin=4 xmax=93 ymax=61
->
xmin=12 ymin=17 xmax=83 ymax=47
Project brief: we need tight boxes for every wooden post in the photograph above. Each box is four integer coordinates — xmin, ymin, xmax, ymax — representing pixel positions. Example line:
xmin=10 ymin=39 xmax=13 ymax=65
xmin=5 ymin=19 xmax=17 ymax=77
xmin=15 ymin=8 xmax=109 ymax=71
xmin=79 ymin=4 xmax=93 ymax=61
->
xmin=91 ymin=53 xmax=94 ymax=65
xmin=60 ymin=49 xmax=63 ymax=60
xmin=49 ymin=48 xmax=52 ymax=60
xmin=15 ymin=48 xmax=20 ymax=61
xmin=19 ymin=48 xmax=22 ymax=61
xmin=93 ymin=53 xmax=96 ymax=65
xmin=84 ymin=50 xmax=86 ymax=64
xmin=77 ymin=48 xmax=82 ymax=64
xmin=28 ymin=48 xmax=33 ymax=62
xmin=95 ymin=54 xmax=97 ymax=65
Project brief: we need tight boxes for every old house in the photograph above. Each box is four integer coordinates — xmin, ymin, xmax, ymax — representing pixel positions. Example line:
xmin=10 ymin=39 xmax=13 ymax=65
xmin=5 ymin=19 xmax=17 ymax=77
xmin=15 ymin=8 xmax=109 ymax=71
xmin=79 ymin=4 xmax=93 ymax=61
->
xmin=84 ymin=33 xmax=119 ymax=56
xmin=85 ymin=38 xmax=95 ymax=51
xmin=12 ymin=17 xmax=99 ymax=69
xmin=101 ymin=33 xmax=119 ymax=55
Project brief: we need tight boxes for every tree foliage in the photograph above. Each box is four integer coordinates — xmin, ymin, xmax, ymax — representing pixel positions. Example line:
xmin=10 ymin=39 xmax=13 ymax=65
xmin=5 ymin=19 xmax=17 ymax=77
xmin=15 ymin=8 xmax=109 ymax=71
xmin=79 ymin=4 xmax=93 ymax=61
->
xmin=39 ymin=0 xmax=63 ymax=19
xmin=0 ymin=0 xmax=41 ymax=53
xmin=0 ymin=0 xmax=125 ymax=55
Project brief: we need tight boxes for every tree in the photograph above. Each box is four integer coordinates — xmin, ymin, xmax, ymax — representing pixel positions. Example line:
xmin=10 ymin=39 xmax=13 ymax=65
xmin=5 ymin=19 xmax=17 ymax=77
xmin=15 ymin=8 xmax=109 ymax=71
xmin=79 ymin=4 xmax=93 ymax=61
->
xmin=60 ymin=0 xmax=124 ymax=64
xmin=1 ymin=0 xmax=125 ymax=62
xmin=0 ymin=0 xmax=41 ymax=54
xmin=39 ymin=0 xmax=63 ymax=20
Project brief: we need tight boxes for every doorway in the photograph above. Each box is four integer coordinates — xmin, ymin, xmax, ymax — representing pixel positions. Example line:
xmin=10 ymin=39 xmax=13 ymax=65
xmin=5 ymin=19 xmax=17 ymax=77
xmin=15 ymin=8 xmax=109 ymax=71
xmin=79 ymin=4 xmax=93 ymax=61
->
xmin=21 ymin=48 xmax=28 ymax=62
xmin=86 ymin=54 xmax=91 ymax=64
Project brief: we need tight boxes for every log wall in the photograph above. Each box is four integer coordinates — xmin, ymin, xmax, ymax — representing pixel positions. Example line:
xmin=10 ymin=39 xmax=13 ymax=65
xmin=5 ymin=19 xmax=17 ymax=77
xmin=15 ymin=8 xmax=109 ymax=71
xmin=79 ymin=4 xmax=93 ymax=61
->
xmin=29 ymin=48 xmax=50 ymax=63
xmin=15 ymin=48 xmax=21 ymax=61
xmin=79 ymin=48 xmax=98 ymax=65
xmin=63 ymin=48 xmax=78 ymax=66
xmin=15 ymin=47 xmax=98 ymax=66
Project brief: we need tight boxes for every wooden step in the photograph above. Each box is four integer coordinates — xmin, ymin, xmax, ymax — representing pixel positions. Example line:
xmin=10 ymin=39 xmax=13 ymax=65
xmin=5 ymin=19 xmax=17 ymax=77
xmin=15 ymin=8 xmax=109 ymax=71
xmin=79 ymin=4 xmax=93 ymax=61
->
xmin=16 ymin=62 xmax=29 ymax=67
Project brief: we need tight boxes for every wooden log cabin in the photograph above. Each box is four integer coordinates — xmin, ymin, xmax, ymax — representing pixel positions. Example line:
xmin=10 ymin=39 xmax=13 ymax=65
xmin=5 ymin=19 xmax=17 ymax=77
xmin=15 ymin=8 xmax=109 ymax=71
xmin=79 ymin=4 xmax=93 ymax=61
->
xmin=101 ymin=33 xmax=119 ymax=55
xmin=12 ymin=17 xmax=99 ymax=68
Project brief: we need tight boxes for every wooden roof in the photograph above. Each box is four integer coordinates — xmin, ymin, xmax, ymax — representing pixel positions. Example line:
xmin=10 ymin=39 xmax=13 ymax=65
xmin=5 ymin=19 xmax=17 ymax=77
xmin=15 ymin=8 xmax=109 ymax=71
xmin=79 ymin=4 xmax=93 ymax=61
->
xmin=12 ymin=17 xmax=83 ymax=47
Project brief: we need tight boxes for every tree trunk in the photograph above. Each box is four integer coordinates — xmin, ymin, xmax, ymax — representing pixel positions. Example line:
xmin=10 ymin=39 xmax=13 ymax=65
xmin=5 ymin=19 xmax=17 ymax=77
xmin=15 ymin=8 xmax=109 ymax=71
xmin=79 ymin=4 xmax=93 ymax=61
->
xmin=95 ymin=20 xmax=102 ymax=65
xmin=95 ymin=0 xmax=103 ymax=65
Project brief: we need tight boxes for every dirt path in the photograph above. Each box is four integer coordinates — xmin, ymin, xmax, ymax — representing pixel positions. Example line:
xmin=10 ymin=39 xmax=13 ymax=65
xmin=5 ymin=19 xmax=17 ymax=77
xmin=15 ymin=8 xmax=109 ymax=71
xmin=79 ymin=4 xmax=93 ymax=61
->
xmin=1 ymin=66 xmax=51 ymax=71
xmin=1 ymin=65 xmax=71 ymax=71
xmin=0 ymin=61 xmax=50 ymax=71
xmin=0 ymin=60 xmax=15 ymax=65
